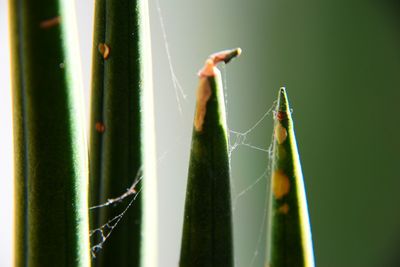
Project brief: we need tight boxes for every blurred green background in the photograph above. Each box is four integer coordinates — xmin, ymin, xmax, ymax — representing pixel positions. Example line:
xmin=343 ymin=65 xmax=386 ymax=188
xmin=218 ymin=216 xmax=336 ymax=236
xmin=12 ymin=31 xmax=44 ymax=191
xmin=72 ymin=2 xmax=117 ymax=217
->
xmin=1 ymin=0 xmax=400 ymax=266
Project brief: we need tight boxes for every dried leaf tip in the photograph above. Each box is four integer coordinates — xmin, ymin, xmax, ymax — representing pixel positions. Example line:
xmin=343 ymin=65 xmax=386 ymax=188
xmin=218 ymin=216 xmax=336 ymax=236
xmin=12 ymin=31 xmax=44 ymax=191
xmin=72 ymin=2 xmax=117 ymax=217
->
xmin=210 ymin=47 xmax=242 ymax=64
xmin=198 ymin=48 xmax=242 ymax=77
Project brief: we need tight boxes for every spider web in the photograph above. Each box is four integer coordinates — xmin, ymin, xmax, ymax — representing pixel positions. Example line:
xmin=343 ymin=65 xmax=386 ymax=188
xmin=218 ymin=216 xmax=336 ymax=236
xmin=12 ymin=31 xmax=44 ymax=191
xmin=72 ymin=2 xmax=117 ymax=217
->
xmin=89 ymin=105 xmax=275 ymax=263
xmin=88 ymin=2 xmax=277 ymax=266
xmin=89 ymin=92 xmax=275 ymax=266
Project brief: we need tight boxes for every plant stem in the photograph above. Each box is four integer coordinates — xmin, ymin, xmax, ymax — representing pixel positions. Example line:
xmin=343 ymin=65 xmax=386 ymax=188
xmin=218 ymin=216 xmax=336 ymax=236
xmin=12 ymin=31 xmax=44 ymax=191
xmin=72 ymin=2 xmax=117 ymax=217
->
xmin=180 ymin=48 xmax=241 ymax=267
xmin=266 ymin=87 xmax=315 ymax=267
xmin=9 ymin=0 xmax=89 ymax=266
xmin=89 ymin=1 xmax=157 ymax=266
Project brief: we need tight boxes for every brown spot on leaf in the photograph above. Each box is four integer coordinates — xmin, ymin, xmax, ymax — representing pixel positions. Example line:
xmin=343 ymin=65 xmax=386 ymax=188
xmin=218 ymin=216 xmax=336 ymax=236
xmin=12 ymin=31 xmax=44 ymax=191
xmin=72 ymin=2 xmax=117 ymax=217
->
xmin=95 ymin=122 xmax=105 ymax=133
xmin=194 ymin=78 xmax=212 ymax=132
xmin=40 ymin=16 xmax=61 ymax=29
xmin=272 ymin=170 xmax=290 ymax=199
xmin=276 ymin=111 xmax=287 ymax=121
xmin=278 ymin=203 xmax=289 ymax=214
xmin=98 ymin=43 xmax=110 ymax=59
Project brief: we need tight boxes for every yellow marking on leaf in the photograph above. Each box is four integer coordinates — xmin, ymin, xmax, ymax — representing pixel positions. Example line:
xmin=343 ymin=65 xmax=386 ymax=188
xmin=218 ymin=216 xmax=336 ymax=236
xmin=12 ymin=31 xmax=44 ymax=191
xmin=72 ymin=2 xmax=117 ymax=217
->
xmin=274 ymin=122 xmax=287 ymax=144
xmin=272 ymin=170 xmax=290 ymax=199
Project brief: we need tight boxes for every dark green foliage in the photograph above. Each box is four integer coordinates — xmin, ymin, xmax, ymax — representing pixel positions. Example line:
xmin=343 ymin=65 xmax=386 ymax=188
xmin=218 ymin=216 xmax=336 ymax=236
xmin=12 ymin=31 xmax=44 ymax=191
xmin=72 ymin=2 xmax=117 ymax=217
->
xmin=89 ymin=1 xmax=157 ymax=266
xmin=9 ymin=0 xmax=89 ymax=266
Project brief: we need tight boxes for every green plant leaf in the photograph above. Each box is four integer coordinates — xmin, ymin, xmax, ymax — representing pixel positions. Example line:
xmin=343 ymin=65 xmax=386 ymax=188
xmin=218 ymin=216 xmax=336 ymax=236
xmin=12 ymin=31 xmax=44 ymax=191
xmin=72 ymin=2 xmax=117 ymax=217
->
xmin=266 ymin=87 xmax=315 ymax=267
xmin=88 ymin=1 xmax=157 ymax=266
xmin=179 ymin=49 xmax=241 ymax=267
xmin=9 ymin=0 xmax=89 ymax=266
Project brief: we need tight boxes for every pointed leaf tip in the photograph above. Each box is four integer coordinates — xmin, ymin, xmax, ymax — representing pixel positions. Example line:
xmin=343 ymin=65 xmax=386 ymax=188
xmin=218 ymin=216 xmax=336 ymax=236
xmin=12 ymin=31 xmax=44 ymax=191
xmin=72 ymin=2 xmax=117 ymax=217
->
xmin=276 ymin=86 xmax=290 ymax=115
xmin=268 ymin=86 xmax=316 ymax=267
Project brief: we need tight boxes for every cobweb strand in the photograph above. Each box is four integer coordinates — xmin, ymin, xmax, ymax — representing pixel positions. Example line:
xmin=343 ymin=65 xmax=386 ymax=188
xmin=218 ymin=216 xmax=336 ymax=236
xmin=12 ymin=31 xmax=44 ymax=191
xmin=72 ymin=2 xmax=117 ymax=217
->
xmin=90 ymin=187 xmax=143 ymax=258
xmin=155 ymin=0 xmax=187 ymax=115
